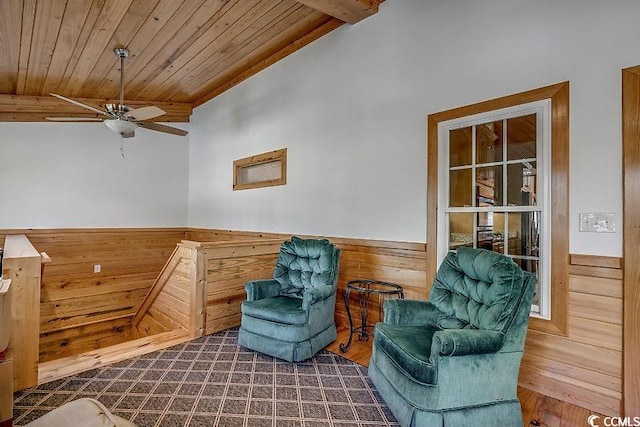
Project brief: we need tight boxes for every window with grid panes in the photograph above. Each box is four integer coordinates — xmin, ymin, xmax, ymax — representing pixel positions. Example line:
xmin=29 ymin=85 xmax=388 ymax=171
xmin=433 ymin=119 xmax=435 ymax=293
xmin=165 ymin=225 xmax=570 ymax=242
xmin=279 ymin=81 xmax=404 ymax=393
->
xmin=438 ymin=100 xmax=551 ymax=318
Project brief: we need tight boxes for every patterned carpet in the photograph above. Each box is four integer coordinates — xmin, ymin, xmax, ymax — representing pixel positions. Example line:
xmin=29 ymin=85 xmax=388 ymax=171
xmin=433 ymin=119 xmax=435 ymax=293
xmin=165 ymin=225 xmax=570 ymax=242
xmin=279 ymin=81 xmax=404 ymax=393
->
xmin=13 ymin=328 xmax=399 ymax=426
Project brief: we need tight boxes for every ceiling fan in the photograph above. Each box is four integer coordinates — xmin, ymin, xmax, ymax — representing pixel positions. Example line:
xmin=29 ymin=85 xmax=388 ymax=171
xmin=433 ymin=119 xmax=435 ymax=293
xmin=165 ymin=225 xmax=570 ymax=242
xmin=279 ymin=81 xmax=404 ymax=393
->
xmin=47 ymin=48 xmax=187 ymax=138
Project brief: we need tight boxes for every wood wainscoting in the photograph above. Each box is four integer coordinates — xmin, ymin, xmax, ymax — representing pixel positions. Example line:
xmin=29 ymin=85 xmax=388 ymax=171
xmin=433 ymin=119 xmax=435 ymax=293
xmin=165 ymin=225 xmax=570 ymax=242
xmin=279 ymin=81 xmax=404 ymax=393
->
xmin=1 ymin=227 xmax=624 ymax=416
xmin=0 ymin=228 xmax=187 ymax=362
xmin=188 ymin=229 xmax=622 ymax=417
xmin=519 ymin=254 xmax=623 ymax=417
xmin=186 ymin=228 xmax=428 ymax=330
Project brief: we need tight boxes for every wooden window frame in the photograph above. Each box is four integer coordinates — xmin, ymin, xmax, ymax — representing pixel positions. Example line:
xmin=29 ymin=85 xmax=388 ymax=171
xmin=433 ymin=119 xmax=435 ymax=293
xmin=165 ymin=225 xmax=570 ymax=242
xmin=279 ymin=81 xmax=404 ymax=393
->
xmin=622 ymin=66 xmax=640 ymax=417
xmin=427 ymin=82 xmax=570 ymax=336
xmin=233 ymin=148 xmax=287 ymax=191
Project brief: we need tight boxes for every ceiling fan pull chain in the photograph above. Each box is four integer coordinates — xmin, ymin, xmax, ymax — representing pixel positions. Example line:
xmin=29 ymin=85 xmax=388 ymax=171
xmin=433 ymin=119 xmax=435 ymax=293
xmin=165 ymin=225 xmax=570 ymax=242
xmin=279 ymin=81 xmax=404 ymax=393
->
xmin=120 ymin=138 xmax=125 ymax=158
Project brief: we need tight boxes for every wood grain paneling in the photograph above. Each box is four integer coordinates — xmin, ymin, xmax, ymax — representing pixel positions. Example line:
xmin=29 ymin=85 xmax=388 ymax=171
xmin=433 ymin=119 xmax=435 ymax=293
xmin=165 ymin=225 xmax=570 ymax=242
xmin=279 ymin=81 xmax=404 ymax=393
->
xmin=0 ymin=228 xmax=186 ymax=363
xmin=295 ymin=0 xmax=381 ymax=24
xmin=2 ymin=235 xmax=42 ymax=390
xmin=133 ymin=242 xmax=206 ymax=340
xmin=186 ymin=229 xmax=428 ymax=329
xmin=200 ymin=240 xmax=282 ymax=334
xmin=1 ymin=227 xmax=623 ymax=416
xmin=623 ymin=65 xmax=640 ymax=417
xmin=38 ymin=329 xmax=190 ymax=385
xmin=520 ymin=258 xmax=623 ymax=417
xmin=39 ymin=318 xmax=134 ymax=363
xmin=0 ymin=0 xmax=382 ymax=120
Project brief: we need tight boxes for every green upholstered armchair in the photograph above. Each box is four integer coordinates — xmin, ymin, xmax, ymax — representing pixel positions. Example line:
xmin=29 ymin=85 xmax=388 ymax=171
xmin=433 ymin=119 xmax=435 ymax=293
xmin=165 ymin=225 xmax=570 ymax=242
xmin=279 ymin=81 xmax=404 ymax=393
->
xmin=238 ymin=236 xmax=341 ymax=362
xmin=368 ymin=247 xmax=536 ymax=427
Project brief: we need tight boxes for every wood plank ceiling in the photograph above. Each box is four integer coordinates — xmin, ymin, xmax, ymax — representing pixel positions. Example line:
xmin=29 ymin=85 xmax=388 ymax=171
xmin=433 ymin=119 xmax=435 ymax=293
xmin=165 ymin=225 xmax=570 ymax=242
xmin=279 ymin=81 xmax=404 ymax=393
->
xmin=0 ymin=0 xmax=383 ymax=122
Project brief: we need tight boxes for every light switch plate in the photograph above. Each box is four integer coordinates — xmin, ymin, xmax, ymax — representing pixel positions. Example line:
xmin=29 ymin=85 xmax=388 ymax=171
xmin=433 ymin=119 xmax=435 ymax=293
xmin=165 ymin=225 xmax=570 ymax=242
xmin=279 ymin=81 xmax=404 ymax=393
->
xmin=579 ymin=213 xmax=615 ymax=233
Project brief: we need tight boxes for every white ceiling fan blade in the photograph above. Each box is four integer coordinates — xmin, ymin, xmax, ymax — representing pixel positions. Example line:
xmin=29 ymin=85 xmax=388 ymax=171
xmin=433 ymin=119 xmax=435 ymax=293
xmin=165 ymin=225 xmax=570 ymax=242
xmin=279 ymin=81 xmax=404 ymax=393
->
xmin=137 ymin=121 xmax=188 ymax=136
xmin=126 ymin=105 xmax=165 ymax=121
xmin=45 ymin=117 xmax=103 ymax=122
xmin=50 ymin=93 xmax=108 ymax=116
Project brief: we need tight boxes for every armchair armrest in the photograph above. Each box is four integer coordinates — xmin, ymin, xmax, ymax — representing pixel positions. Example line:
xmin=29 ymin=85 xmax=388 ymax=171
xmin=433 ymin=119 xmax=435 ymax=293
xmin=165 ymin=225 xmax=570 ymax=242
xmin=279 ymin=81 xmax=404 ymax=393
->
xmin=245 ymin=279 xmax=280 ymax=301
xmin=431 ymin=329 xmax=505 ymax=357
xmin=302 ymin=285 xmax=334 ymax=310
xmin=383 ymin=299 xmax=440 ymax=326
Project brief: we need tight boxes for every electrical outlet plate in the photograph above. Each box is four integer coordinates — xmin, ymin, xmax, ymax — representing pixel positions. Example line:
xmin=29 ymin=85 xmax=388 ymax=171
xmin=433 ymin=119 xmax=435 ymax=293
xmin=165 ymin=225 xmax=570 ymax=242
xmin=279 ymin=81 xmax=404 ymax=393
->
xmin=94 ymin=264 xmax=101 ymax=273
xmin=579 ymin=213 xmax=615 ymax=233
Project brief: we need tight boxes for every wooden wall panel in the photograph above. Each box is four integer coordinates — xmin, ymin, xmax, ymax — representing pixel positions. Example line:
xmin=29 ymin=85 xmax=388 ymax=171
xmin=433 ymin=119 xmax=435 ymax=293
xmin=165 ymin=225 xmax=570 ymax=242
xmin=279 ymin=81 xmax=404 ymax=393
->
xmin=138 ymin=246 xmax=194 ymax=333
xmin=187 ymin=229 xmax=428 ymax=330
xmin=39 ymin=318 xmax=134 ymax=363
xmin=0 ymin=228 xmax=186 ymax=362
xmin=1 ymin=227 xmax=623 ymax=416
xmin=2 ymin=235 xmax=42 ymax=391
xmin=520 ymin=259 xmax=623 ymax=417
xmin=202 ymin=241 xmax=282 ymax=334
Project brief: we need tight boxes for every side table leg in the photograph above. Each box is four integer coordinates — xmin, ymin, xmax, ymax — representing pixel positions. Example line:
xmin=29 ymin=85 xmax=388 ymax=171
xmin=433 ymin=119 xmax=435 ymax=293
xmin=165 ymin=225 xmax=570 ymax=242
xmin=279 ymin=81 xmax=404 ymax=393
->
xmin=339 ymin=287 xmax=354 ymax=352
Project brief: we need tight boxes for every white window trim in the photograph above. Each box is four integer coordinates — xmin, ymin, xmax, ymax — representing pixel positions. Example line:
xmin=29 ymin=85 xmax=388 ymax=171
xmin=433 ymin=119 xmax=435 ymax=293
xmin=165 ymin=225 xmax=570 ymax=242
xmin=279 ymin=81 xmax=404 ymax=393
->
xmin=436 ymin=99 xmax=552 ymax=319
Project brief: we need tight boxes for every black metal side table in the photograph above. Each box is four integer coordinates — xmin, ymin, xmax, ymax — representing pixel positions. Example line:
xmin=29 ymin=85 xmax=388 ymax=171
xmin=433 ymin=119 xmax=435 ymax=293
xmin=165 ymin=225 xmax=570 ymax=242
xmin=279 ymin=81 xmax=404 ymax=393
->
xmin=339 ymin=279 xmax=404 ymax=353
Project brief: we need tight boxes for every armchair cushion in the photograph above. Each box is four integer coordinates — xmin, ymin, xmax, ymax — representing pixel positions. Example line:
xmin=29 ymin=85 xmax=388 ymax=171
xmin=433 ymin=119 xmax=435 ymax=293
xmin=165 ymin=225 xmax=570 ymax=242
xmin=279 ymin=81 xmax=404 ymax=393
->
xmin=374 ymin=323 xmax=438 ymax=385
xmin=241 ymin=296 xmax=307 ymax=325
xmin=430 ymin=247 xmax=527 ymax=332
xmin=383 ymin=299 xmax=440 ymax=327
xmin=245 ymin=279 xmax=281 ymax=301
xmin=431 ymin=329 xmax=505 ymax=357
xmin=302 ymin=284 xmax=334 ymax=309
xmin=274 ymin=236 xmax=337 ymax=298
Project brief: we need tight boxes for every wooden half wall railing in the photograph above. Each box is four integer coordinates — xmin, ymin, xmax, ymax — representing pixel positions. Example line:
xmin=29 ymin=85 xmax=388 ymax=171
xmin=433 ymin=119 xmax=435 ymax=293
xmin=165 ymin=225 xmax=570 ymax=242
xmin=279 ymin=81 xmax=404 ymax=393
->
xmin=131 ymin=241 xmax=204 ymax=338
xmin=2 ymin=235 xmax=45 ymax=391
xmin=131 ymin=239 xmax=282 ymax=339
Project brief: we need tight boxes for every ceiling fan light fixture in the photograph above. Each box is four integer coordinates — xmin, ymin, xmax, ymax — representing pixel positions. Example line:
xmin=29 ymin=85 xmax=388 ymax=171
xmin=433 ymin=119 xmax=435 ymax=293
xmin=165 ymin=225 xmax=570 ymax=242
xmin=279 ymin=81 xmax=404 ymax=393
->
xmin=104 ymin=118 xmax=137 ymax=136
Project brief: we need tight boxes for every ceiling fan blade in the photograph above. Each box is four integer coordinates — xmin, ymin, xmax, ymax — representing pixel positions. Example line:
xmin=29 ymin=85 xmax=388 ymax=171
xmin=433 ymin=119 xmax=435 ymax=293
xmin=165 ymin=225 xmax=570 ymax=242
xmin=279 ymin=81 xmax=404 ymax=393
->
xmin=50 ymin=93 xmax=108 ymax=116
xmin=137 ymin=121 xmax=188 ymax=136
xmin=126 ymin=106 xmax=165 ymax=121
xmin=45 ymin=117 xmax=103 ymax=122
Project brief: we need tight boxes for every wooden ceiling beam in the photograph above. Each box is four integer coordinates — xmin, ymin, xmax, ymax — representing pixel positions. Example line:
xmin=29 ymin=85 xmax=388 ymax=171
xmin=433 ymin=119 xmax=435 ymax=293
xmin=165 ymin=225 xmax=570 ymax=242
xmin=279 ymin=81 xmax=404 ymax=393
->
xmin=0 ymin=94 xmax=192 ymax=122
xmin=295 ymin=0 xmax=382 ymax=24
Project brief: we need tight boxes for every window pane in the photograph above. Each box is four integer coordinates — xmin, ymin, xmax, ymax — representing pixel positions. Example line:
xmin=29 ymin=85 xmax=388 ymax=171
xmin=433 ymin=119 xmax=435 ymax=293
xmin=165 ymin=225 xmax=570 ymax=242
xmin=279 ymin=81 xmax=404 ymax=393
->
xmin=476 ymin=166 xmax=503 ymax=206
xmin=449 ymin=127 xmax=472 ymax=167
xmin=477 ymin=212 xmax=494 ymax=251
xmin=506 ymin=162 xmax=537 ymax=206
xmin=508 ymin=212 xmax=540 ymax=257
xmin=489 ymin=212 xmax=506 ymax=253
xmin=476 ymin=121 xmax=503 ymax=164
xmin=449 ymin=213 xmax=474 ymax=250
xmin=238 ymin=160 xmax=282 ymax=185
xmin=507 ymin=114 xmax=536 ymax=161
xmin=450 ymin=168 xmax=472 ymax=207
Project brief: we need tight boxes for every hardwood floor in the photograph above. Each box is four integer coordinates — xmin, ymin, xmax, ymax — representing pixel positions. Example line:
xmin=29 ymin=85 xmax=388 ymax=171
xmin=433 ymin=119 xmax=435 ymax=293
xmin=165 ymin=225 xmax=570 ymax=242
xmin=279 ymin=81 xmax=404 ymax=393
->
xmin=326 ymin=326 xmax=603 ymax=427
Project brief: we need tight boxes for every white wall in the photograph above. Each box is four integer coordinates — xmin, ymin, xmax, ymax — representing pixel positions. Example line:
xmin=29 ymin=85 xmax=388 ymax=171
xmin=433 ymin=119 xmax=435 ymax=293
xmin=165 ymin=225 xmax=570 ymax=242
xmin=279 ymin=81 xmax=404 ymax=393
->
xmin=189 ymin=0 xmax=640 ymax=256
xmin=0 ymin=122 xmax=188 ymax=228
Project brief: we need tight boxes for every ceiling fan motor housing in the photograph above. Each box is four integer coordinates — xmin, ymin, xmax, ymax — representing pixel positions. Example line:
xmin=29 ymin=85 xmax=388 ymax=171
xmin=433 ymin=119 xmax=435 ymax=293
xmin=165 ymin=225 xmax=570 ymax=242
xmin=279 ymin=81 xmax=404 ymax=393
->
xmin=47 ymin=45 xmax=187 ymax=137
xmin=114 ymin=47 xmax=129 ymax=59
xmin=106 ymin=103 xmax=130 ymax=116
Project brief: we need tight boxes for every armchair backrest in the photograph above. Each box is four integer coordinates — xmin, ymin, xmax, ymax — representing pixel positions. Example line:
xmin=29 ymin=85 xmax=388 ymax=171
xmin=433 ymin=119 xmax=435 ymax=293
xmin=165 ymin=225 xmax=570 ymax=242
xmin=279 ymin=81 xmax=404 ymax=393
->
xmin=273 ymin=236 xmax=340 ymax=298
xmin=429 ymin=247 xmax=535 ymax=349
